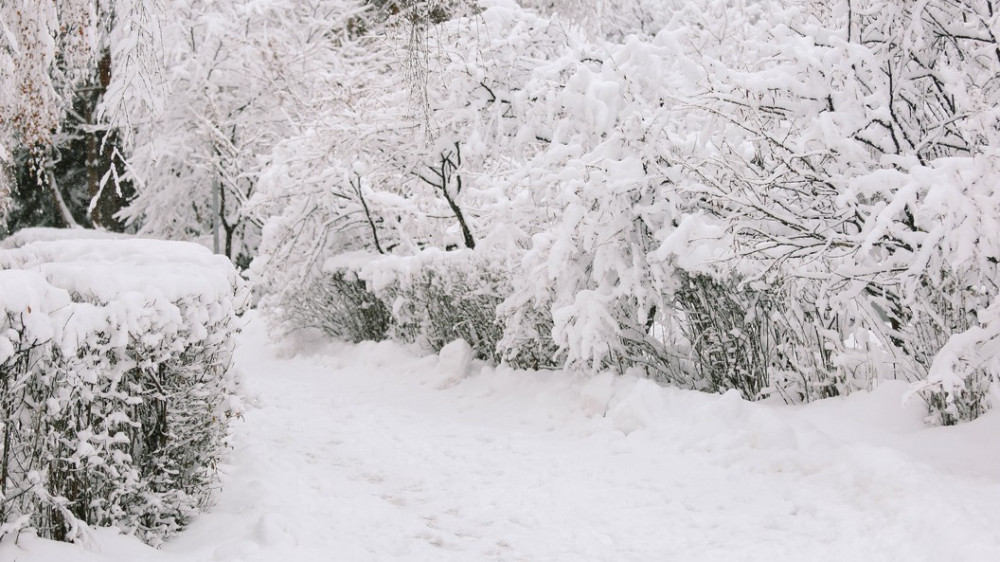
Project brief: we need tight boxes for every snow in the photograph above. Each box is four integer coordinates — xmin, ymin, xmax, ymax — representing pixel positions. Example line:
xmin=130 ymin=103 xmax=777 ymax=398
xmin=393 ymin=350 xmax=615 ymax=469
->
xmin=1 ymin=228 xmax=241 ymax=304
xmin=435 ymin=338 xmax=475 ymax=389
xmin=4 ymin=312 xmax=1000 ymax=561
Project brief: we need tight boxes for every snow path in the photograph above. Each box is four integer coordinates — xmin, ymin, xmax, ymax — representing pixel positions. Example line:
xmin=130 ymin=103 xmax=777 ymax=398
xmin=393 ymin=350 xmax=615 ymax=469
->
xmin=165 ymin=316 xmax=1000 ymax=562
xmin=5 ymin=314 xmax=1000 ymax=561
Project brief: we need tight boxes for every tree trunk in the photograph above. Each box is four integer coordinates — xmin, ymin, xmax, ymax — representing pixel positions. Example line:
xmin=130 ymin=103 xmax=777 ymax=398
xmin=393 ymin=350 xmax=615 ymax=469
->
xmin=87 ymin=51 xmax=130 ymax=231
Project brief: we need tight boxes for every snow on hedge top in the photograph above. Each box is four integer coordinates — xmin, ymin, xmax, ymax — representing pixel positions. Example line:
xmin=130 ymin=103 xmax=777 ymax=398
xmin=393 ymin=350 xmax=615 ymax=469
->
xmin=1 ymin=229 xmax=245 ymax=365
xmin=0 ymin=228 xmax=241 ymax=304
xmin=324 ymin=248 xmax=484 ymax=293
xmin=0 ymin=269 xmax=76 ymax=363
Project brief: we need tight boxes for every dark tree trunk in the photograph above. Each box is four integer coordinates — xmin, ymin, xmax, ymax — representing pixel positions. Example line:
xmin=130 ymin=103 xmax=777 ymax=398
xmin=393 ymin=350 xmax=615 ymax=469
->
xmin=87 ymin=51 xmax=132 ymax=231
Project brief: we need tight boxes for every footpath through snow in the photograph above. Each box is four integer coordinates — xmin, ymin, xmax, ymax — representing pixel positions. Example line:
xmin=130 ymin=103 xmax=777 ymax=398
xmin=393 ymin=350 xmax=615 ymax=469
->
xmin=5 ymin=313 xmax=1000 ymax=561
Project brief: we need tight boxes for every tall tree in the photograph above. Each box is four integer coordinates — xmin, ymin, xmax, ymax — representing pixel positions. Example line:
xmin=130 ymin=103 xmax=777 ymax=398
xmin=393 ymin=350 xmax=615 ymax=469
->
xmin=0 ymin=0 xmax=100 ymax=228
xmin=0 ymin=0 xmax=144 ymax=233
xmin=118 ymin=0 xmax=365 ymax=263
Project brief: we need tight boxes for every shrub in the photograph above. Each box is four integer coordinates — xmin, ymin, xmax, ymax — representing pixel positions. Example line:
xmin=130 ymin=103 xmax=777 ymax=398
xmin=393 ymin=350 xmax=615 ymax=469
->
xmin=283 ymin=270 xmax=392 ymax=344
xmin=326 ymin=249 xmax=509 ymax=361
xmin=0 ymin=229 xmax=245 ymax=544
xmin=495 ymin=286 xmax=563 ymax=370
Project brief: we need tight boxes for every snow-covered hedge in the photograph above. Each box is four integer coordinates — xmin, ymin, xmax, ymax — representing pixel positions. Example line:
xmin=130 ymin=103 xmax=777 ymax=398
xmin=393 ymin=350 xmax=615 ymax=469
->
xmin=324 ymin=249 xmax=509 ymax=362
xmin=286 ymin=270 xmax=392 ymax=344
xmin=0 ymin=229 xmax=246 ymax=545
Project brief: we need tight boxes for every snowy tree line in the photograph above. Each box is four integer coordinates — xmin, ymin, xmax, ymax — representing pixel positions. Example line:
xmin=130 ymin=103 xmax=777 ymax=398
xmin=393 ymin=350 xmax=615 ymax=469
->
xmin=4 ymin=0 xmax=1000 ymax=431
xmin=250 ymin=0 xmax=1000 ymax=426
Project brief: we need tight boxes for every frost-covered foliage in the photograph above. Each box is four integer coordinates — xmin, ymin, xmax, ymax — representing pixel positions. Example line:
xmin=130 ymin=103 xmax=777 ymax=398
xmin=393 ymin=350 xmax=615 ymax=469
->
xmin=0 ymin=0 xmax=98 ymax=156
xmin=671 ymin=0 xmax=1000 ymax=421
xmin=178 ymin=0 xmax=1000 ymax=425
xmin=117 ymin=0 xmax=375 ymax=264
xmin=0 ymin=0 xmax=104 ymax=227
xmin=326 ymin=249 xmax=510 ymax=361
xmin=0 ymin=11 xmax=11 ymax=222
xmin=0 ymin=229 xmax=245 ymax=544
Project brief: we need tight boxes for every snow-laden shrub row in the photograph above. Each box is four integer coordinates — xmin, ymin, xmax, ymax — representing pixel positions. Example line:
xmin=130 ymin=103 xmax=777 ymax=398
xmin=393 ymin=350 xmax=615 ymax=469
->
xmin=323 ymin=249 xmax=508 ymax=362
xmin=0 ymin=229 xmax=246 ymax=544
xmin=244 ymin=0 xmax=1000 ymax=424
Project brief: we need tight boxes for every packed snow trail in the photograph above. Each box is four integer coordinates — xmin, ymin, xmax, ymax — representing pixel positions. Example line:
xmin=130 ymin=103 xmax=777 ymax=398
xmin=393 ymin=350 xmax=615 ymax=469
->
xmin=5 ymin=313 xmax=1000 ymax=561
xmin=173 ymin=315 xmax=1000 ymax=561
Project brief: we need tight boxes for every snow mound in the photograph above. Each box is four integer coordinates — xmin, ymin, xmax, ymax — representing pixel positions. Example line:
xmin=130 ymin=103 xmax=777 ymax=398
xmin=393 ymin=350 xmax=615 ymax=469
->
xmin=435 ymin=339 xmax=475 ymax=389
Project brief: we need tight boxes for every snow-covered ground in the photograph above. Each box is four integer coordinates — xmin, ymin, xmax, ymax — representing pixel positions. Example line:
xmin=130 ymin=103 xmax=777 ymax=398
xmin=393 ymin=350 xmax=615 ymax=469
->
xmin=4 ymin=313 xmax=1000 ymax=561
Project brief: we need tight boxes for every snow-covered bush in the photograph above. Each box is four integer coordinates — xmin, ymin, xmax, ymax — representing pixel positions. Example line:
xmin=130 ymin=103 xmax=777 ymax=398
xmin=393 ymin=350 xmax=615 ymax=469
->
xmin=251 ymin=1 xmax=572 ymax=356
xmin=495 ymin=268 xmax=562 ymax=370
xmin=327 ymin=249 xmax=509 ymax=361
xmin=918 ymin=301 xmax=1000 ymax=426
xmin=249 ymin=148 xmax=407 ymax=344
xmin=0 ymin=229 xmax=245 ymax=544
xmin=288 ymin=270 xmax=392 ymax=344
xmin=675 ymin=0 xmax=1000 ymax=420
xmin=880 ymin=156 xmax=1000 ymax=424
xmin=673 ymin=273 xmax=784 ymax=399
xmin=489 ymin=22 xmax=709 ymax=384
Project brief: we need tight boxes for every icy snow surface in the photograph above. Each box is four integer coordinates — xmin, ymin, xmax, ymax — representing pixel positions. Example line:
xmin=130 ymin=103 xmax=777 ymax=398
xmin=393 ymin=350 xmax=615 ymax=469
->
xmin=4 ymin=312 xmax=1000 ymax=561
